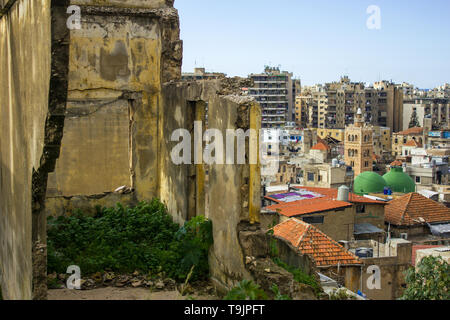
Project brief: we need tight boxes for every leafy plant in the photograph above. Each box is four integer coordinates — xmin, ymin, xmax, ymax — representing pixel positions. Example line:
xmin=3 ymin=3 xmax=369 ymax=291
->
xmin=271 ymin=284 xmax=292 ymax=300
xmin=400 ymin=256 xmax=450 ymax=300
xmin=47 ymin=200 xmax=213 ymax=282
xmin=273 ymin=258 xmax=322 ymax=296
xmin=329 ymin=288 xmax=356 ymax=300
xmin=224 ymin=280 xmax=268 ymax=300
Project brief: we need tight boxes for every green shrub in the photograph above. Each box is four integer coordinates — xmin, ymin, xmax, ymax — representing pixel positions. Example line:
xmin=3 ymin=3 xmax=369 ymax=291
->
xmin=271 ymin=284 xmax=292 ymax=300
xmin=400 ymin=256 xmax=450 ymax=300
xmin=224 ymin=280 xmax=268 ymax=300
xmin=329 ymin=288 xmax=356 ymax=300
xmin=273 ymin=258 xmax=322 ymax=296
xmin=47 ymin=200 xmax=213 ymax=282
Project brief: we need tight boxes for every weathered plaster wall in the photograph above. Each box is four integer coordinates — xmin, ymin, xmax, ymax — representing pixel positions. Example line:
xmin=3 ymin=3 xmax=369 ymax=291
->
xmin=0 ymin=0 xmax=69 ymax=300
xmin=161 ymin=80 xmax=262 ymax=291
xmin=46 ymin=2 xmax=182 ymax=216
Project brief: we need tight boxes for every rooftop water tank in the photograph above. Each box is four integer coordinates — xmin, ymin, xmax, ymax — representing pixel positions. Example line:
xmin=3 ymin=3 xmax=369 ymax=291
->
xmin=355 ymin=248 xmax=373 ymax=258
xmin=338 ymin=185 xmax=350 ymax=202
xmin=332 ymin=158 xmax=339 ymax=167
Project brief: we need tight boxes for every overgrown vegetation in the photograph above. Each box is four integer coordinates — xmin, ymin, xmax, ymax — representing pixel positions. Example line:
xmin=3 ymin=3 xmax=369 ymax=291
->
xmin=272 ymin=258 xmax=322 ymax=296
xmin=329 ymin=288 xmax=356 ymax=300
xmin=47 ymin=200 xmax=213 ymax=282
xmin=400 ymin=256 xmax=450 ymax=300
xmin=224 ymin=280 xmax=268 ymax=300
xmin=223 ymin=280 xmax=292 ymax=300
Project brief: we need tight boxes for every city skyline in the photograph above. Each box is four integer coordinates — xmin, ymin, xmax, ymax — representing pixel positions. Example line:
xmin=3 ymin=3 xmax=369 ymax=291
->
xmin=177 ymin=0 xmax=450 ymax=89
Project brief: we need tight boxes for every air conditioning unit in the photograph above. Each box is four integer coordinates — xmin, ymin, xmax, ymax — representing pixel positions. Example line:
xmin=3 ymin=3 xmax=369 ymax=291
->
xmin=400 ymin=233 xmax=408 ymax=240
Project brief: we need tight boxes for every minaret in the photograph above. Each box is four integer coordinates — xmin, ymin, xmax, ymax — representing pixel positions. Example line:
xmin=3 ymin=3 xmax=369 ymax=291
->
xmin=355 ymin=107 xmax=364 ymax=128
xmin=345 ymin=107 xmax=374 ymax=176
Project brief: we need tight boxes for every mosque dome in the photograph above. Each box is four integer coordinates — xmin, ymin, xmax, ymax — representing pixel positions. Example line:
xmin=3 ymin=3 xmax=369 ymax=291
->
xmin=383 ymin=167 xmax=416 ymax=194
xmin=354 ymin=171 xmax=388 ymax=195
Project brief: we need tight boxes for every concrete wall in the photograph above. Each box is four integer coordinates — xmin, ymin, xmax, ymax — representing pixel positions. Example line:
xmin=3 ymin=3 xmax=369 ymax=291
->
xmin=0 ymin=0 xmax=70 ymax=299
xmin=46 ymin=1 xmax=182 ymax=216
xmin=161 ymin=81 xmax=262 ymax=290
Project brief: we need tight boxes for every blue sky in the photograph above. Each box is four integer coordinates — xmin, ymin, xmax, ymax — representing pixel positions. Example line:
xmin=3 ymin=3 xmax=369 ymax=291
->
xmin=176 ymin=0 xmax=450 ymax=89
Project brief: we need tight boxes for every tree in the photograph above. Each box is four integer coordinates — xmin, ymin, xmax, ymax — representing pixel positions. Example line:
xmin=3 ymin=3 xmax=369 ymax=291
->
xmin=408 ymin=110 xmax=420 ymax=128
xmin=400 ymin=256 xmax=450 ymax=300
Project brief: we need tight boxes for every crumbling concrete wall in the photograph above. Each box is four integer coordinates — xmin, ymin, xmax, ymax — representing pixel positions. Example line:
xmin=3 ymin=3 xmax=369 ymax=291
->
xmin=0 ymin=0 xmax=70 ymax=299
xmin=161 ymin=80 xmax=262 ymax=290
xmin=46 ymin=1 xmax=182 ymax=215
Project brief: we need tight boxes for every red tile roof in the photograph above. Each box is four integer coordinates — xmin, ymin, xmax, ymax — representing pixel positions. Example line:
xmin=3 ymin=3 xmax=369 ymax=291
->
xmin=396 ymin=127 xmax=423 ymax=136
xmin=404 ymin=140 xmax=422 ymax=147
xmin=311 ymin=141 xmax=330 ymax=151
xmin=385 ymin=193 xmax=450 ymax=226
xmin=411 ymin=245 xmax=444 ymax=266
xmin=265 ymin=186 xmax=385 ymax=217
xmin=267 ymin=200 xmax=352 ymax=217
xmin=273 ymin=219 xmax=362 ymax=267
xmin=390 ymin=160 xmax=403 ymax=167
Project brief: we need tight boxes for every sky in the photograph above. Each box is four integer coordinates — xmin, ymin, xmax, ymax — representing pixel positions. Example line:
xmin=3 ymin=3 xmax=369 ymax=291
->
xmin=176 ymin=0 xmax=450 ymax=89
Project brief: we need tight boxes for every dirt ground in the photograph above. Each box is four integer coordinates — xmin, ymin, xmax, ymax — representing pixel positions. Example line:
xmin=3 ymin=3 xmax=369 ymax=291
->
xmin=48 ymin=287 xmax=218 ymax=300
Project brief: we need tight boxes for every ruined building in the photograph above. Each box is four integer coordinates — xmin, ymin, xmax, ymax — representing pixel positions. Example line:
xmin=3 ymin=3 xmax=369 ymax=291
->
xmin=1 ymin=0 xmax=267 ymax=300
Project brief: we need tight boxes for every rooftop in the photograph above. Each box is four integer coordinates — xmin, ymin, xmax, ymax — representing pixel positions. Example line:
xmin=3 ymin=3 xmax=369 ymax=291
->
xmin=310 ymin=141 xmax=330 ymax=151
xmin=385 ymin=192 xmax=450 ymax=226
xmin=265 ymin=186 xmax=385 ymax=217
xmin=396 ymin=127 xmax=423 ymax=136
xmin=273 ymin=219 xmax=362 ymax=267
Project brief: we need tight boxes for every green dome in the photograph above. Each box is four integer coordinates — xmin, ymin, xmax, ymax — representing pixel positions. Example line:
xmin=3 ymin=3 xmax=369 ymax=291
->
xmin=354 ymin=171 xmax=388 ymax=195
xmin=383 ymin=167 xmax=416 ymax=194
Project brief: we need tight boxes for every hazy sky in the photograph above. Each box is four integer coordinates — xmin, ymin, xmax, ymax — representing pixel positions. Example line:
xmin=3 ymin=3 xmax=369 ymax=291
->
xmin=176 ymin=0 xmax=450 ymax=89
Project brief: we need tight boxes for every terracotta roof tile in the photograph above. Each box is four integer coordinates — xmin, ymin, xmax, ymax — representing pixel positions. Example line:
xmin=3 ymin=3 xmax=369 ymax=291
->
xmin=404 ymin=140 xmax=422 ymax=147
xmin=385 ymin=192 xmax=450 ymax=226
xmin=273 ymin=219 xmax=362 ymax=267
xmin=390 ymin=160 xmax=403 ymax=167
xmin=267 ymin=200 xmax=352 ymax=217
xmin=396 ymin=127 xmax=423 ymax=136
xmin=265 ymin=186 xmax=385 ymax=217
xmin=311 ymin=141 xmax=330 ymax=151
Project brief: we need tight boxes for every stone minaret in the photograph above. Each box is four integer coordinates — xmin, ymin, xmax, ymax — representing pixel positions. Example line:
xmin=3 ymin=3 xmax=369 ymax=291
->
xmin=345 ymin=108 xmax=374 ymax=176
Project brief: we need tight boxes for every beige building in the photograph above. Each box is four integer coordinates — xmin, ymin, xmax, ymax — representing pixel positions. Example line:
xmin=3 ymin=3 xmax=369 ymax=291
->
xmin=345 ymin=108 xmax=374 ymax=176
xmin=372 ymin=126 xmax=391 ymax=156
xmin=301 ymin=77 xmax=403 ymax=132
xmin=316 ymin=128 xmax=345 ymax=142
xmin=302 ymin=163 xmax=353 ymax=189
xmin=295 ymin=94 xmax=310 ymax=128
xmin=392 ymin=127 xmax=424 ymax=157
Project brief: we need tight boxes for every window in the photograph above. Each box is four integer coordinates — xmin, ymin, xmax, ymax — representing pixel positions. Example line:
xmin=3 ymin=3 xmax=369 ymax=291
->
xmin=318 ymin=175 xmax=322 ymax=182
xmin=416 ymin=176 xmax=421 ymax=183
xmin=303 ymin=216 xmax=324 ymax=224
xmin=307 ymin=173 xmax=315 ymax=182
xmin=356 ymin=205 xmax=366 ymax=213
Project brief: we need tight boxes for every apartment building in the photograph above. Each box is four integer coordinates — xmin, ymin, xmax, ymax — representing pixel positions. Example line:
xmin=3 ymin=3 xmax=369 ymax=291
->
xmin=300 ymin=77 xmax=403 ymax=132
xmin=392 ymin=127 xmax=424 ymax=157
xmin=248 ymin=66 xmax=299 ymax=128
xmin=295 ymin=94 xmax=311 ymax=128
xmin=403 ymin=98 xmax=450 ymax=131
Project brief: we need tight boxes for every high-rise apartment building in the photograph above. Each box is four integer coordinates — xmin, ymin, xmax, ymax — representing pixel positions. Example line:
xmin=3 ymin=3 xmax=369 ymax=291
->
xmin=248 ymin=67 xmax=299 ymax=128
xmin=299 ymin=76 xmax=403 ymax=132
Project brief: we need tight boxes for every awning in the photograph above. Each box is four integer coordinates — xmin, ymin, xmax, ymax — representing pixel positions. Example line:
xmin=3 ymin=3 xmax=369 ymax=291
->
xmin=429 ymin=223 xmax=450 ymax=238
xmin=354 ymin=223 xmax=384 ymax=235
